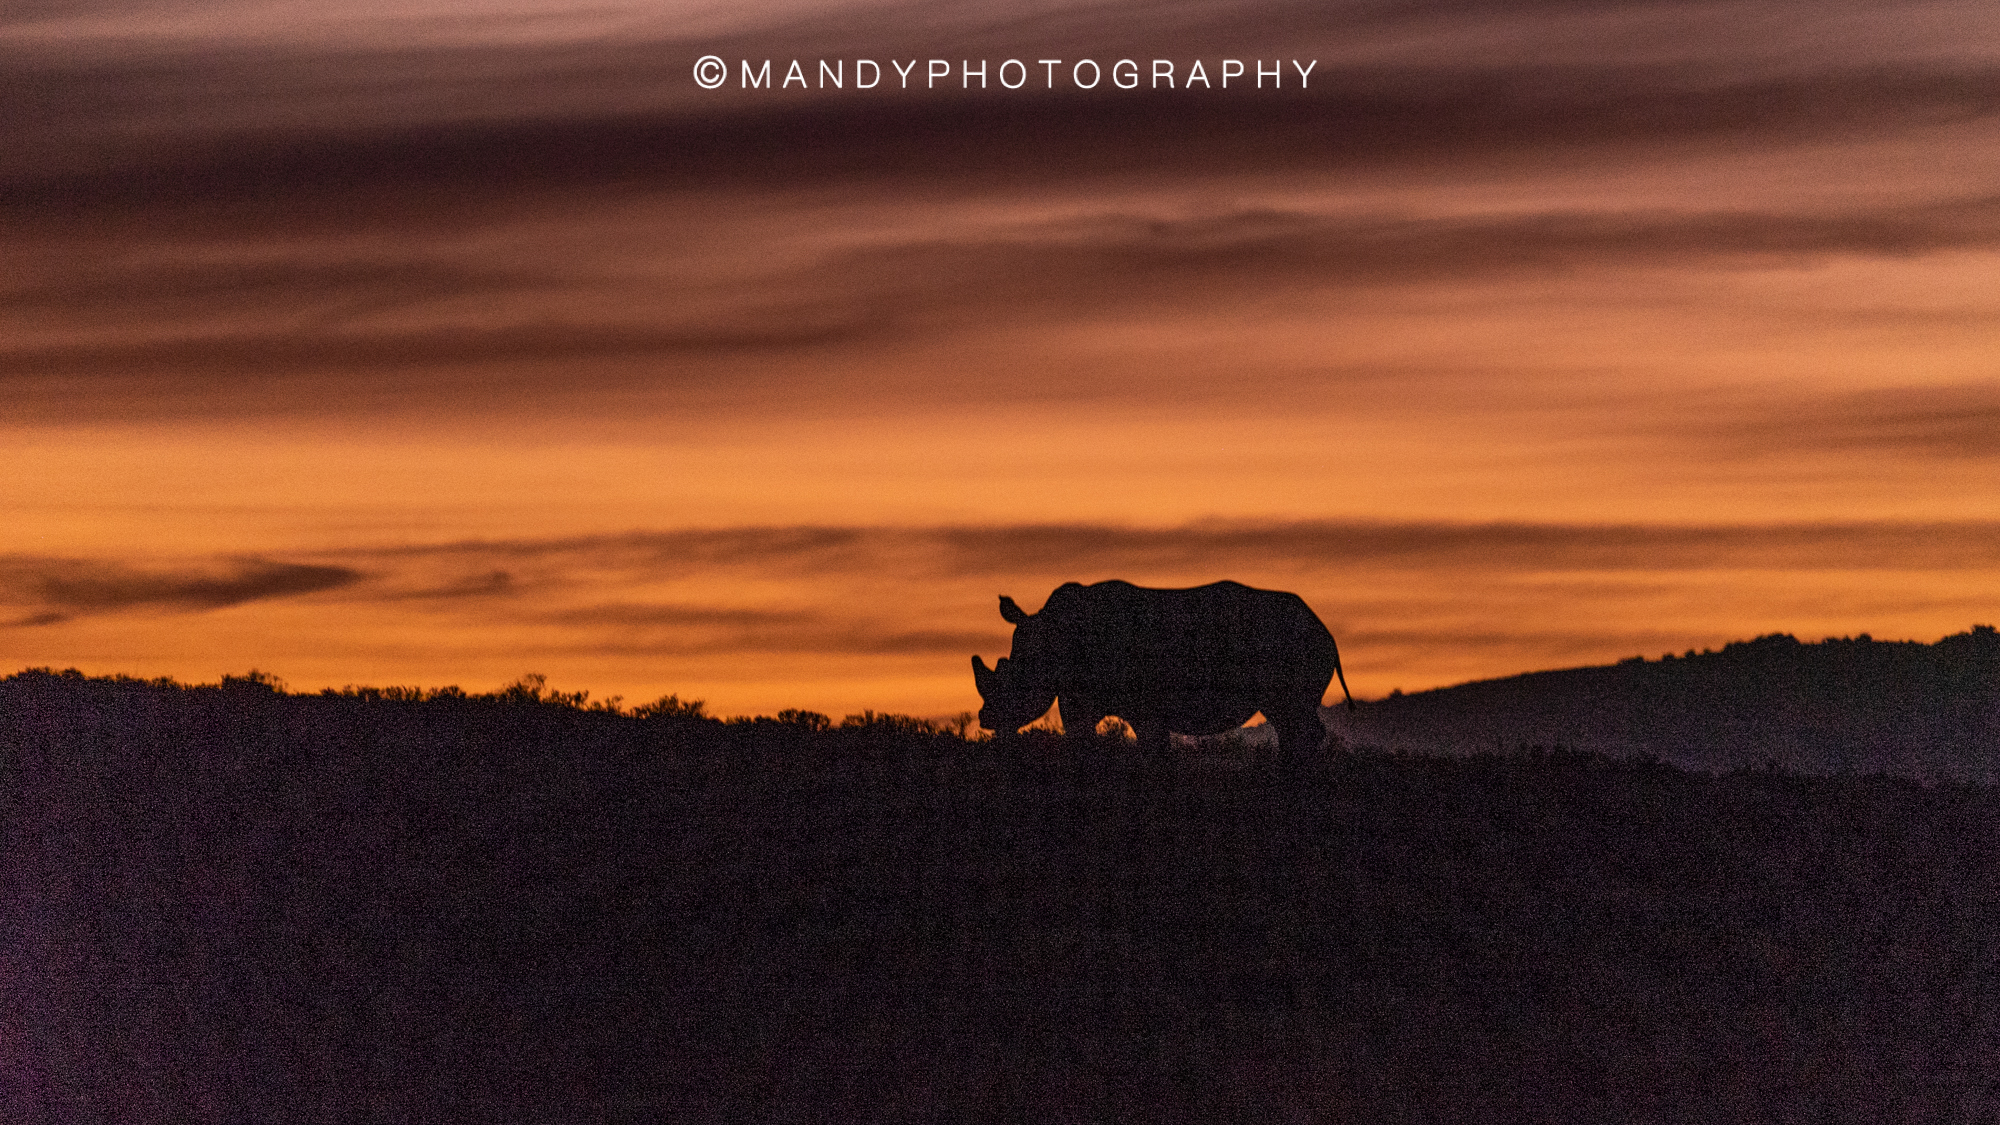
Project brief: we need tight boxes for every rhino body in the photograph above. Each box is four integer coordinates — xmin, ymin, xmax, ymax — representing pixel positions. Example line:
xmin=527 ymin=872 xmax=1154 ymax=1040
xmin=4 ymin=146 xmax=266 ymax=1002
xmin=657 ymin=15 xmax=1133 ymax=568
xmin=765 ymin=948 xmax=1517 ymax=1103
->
xmin=971 ymin=580 xmax=1352 ymax=759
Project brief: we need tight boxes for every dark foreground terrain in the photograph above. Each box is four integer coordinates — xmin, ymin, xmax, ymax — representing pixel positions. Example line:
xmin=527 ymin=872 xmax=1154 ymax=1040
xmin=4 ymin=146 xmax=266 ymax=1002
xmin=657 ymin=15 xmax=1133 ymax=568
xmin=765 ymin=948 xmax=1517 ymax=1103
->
xmin=5 ymin=669 xmax=1999 ymax=1123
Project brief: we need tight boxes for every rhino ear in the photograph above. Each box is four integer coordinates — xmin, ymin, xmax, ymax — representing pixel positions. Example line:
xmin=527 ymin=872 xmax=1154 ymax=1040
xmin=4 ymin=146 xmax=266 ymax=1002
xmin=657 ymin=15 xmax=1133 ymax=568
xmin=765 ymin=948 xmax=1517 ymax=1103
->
xmin=998 ymin=595 xmax=1028 ymax=624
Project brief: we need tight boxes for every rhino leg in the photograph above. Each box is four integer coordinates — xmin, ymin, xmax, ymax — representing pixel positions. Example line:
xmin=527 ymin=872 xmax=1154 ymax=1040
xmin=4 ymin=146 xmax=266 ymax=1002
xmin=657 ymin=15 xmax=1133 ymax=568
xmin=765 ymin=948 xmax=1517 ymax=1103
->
xmin=1270 ymin=705 xmax=1328 ymax=764
xmin=1058 ymin=698 xmax=1105 ymax=741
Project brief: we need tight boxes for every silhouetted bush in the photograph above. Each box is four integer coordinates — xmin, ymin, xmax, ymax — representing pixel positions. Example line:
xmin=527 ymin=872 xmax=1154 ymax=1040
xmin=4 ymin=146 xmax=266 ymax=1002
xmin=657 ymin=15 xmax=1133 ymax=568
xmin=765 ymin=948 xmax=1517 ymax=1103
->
xmin=774 ymin=708 xmax=831 ymax=730
xmin=631 ymin=692 xmax=710 ymax=720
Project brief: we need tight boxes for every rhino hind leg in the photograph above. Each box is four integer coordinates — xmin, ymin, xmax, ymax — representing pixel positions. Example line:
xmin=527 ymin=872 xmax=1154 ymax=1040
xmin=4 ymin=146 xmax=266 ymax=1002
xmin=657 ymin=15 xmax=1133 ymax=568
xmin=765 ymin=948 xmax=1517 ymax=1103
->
xmin=1269 ymin=705 xmax=1329 ymax=764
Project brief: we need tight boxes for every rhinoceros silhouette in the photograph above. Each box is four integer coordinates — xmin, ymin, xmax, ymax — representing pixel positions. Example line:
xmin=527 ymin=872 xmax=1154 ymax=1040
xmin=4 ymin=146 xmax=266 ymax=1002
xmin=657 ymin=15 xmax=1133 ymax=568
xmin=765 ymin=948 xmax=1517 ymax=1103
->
xmin=971 ymin=579 xmax=1353 ymax=759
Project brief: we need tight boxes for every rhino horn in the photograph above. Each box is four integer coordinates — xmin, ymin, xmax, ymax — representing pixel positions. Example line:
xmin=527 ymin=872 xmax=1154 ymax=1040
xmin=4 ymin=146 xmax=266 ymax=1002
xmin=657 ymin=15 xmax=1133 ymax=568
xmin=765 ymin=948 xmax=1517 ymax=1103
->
xmin=972 ymin=653 xmax=992 ymax=686
xmin=998 ymin=595 xmax=1028 ymax=624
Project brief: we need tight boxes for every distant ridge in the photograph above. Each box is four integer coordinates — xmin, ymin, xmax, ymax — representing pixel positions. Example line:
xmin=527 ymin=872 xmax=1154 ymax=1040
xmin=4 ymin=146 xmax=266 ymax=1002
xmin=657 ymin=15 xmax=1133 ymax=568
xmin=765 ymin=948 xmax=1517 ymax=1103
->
xmin=1327 ymin=626 xmax=2000 ymax=783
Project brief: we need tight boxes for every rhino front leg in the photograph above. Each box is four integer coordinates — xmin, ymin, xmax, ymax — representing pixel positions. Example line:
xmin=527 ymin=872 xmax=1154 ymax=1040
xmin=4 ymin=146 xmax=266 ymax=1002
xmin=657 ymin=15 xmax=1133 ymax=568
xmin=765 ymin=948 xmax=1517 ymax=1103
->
xmin=1058 ymin=698 xmax=1106 ymax=741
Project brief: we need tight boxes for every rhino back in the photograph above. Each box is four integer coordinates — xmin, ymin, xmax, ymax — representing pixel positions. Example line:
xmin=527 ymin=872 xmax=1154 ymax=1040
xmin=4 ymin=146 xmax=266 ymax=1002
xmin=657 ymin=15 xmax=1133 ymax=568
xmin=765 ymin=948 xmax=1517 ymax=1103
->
xmin=1050 ymin=581 xmax=1333 ymax=696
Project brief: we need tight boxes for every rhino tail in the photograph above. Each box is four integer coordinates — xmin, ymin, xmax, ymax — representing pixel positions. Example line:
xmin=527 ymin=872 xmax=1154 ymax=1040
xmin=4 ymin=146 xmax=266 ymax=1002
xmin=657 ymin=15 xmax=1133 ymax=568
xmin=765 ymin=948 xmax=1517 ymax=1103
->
xmin=1331 ymin=636 xmax=1356 ymax=711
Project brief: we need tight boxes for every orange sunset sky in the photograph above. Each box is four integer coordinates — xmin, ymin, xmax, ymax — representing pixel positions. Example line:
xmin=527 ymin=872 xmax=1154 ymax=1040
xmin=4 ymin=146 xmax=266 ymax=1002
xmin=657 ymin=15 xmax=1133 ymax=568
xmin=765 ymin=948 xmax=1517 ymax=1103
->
xmin=3 ymin=0 xmax=1998 ymax=718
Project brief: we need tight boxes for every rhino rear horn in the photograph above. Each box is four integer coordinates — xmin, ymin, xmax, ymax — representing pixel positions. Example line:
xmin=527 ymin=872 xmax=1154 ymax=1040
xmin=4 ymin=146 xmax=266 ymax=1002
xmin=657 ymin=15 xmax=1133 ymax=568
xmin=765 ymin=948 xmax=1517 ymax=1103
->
xmin=998 ymin=595 xmax=1028 ymax=624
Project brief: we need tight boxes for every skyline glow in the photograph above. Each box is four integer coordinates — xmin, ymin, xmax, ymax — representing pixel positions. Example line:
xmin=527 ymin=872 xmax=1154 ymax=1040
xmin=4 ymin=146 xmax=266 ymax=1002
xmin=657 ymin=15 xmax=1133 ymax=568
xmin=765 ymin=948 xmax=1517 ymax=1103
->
xmin=5 ymin=0 xmax=1997 ymax=716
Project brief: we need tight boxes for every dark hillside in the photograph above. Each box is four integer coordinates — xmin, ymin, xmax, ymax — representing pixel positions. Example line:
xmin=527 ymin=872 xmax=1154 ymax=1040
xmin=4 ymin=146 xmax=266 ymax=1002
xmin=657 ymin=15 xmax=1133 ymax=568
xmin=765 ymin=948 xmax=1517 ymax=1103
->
xmin=1331 ymin=626 xmax=2000 ymax=782
xmin=5 ymin=669 xmax=2000 ymax=1122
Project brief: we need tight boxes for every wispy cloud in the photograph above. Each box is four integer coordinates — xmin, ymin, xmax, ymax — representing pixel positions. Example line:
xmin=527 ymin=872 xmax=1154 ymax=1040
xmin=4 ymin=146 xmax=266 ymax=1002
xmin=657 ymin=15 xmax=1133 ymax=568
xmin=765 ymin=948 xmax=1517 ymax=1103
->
xmin=280 ymin=519 xmax=2000 ymax=585
xmin=5 ymin=0 xmax=1997 ymax=430
xmin=9 ymin=61 xmax=1998 ymax=205
xmin=0 ymin=557 xmax=361 ymax=624
xmin=8 ymin=195 xmax=1999 ymax=412
xmin=1716 ymin=383 xmax=2000 ymax=461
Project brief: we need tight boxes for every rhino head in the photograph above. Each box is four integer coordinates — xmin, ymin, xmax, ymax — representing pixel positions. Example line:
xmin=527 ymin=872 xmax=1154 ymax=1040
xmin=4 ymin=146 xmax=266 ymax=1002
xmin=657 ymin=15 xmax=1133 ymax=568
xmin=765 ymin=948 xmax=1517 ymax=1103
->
xmin=972 ymin=593 xmax=1056 ymax=734
xmin=971 ymin=654 xmax=1055 ymax=737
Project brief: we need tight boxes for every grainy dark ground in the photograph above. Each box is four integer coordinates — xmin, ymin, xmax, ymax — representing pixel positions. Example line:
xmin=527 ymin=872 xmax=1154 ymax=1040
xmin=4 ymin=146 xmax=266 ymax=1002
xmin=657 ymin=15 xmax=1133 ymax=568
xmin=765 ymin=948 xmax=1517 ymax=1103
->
xmin=5 ymin=669 xmax=1999 ymax=1123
